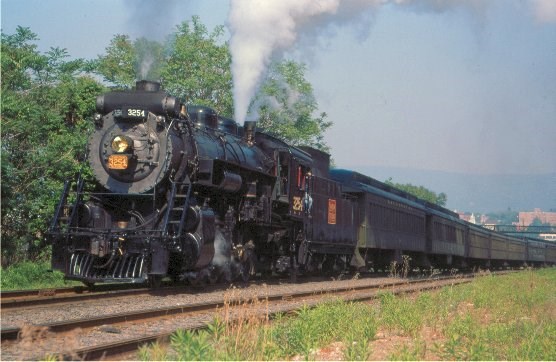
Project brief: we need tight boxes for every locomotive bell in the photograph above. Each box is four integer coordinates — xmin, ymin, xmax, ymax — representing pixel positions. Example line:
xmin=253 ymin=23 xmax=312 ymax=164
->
xmin=188 ymin=105 xmax=218 ymax=129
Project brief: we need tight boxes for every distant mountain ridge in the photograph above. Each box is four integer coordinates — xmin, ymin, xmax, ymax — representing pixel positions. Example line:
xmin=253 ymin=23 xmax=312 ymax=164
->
xmin=342 ymin=165 xmax=556 ymax=213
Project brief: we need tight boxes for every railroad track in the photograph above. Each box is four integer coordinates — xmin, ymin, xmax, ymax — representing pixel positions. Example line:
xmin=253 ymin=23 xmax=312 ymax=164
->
xmin=1 ymin=274 xmax=476 ymax=360
xmin=1 ymin=287 xmax=152 ymax=310
xmin=0 ymin=277 xmax=302 ymax=311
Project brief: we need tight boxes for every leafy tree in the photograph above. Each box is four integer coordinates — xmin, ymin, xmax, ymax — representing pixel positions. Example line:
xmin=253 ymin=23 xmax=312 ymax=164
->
xmin=1 ymin=27 xmax=103 ymax=266
xmin=92 ymin=34 xmax=136 ymax=88
xmin=525 ymin=217 xmax=555 ymax=238
xmin=160 ymin=16 xmax=233 ymax=116
xmin=92 ymin=17 xmax=233 ymax=115
xmin=385 ymin=178 xmax=447 ymax=207
xmin=92 ymin=34 xmax=166 ymax=88
xmin=252 ymin=60 xmax=332 ymax=151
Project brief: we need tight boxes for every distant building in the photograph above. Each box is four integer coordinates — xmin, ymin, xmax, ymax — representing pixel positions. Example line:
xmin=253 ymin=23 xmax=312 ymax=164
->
xmin=518 ymin=208 xmax=556 ymax=227
xmin=483 ymin=215 xmax=502 ymax=225
xmin=456 ymin=212 xmax=472 ymax=222
xmin=457 ymin=211 xmax=493 ymax=225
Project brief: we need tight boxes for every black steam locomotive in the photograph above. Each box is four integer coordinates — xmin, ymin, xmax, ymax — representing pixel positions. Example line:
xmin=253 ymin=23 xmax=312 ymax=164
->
xmin=47 ymin=81 xmax=556 ymax=286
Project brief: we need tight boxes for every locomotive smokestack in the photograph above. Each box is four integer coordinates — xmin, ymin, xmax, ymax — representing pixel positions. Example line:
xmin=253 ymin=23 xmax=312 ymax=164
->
xmin=244 ymin=121 xmax=256 ymax=146
xmin=136 ymin=80 xmax=160 ymax=92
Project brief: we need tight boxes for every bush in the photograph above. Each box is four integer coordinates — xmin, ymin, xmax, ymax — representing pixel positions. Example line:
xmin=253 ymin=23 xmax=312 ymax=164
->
xmin=0 ymin=260 xmax=76 ymax=290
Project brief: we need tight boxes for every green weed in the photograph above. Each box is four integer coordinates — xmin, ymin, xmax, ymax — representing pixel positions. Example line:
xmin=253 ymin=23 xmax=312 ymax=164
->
xmin=137 ymin=341 xmax=168 ymax=361
xmin=343 ymin=329 xmax=372 ymax=361
xmin=432 ymin=269 xmax=556 ymax=360
xmin=378 ymin=292 xmax=423 ymax=337
xmin=171 ymin=329 xmax=213 ymax=361
xmin=0 ymin=261 xmax=79 ymax=290
xmin=261 ymin=300 xmax=376 ymax=359
xmin=389 ymin=339 xmax=426 ymax=360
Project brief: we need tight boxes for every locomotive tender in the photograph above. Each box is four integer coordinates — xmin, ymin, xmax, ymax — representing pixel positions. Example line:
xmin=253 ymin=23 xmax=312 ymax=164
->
xmin=47 ymin=81 xmax=556 ymax=286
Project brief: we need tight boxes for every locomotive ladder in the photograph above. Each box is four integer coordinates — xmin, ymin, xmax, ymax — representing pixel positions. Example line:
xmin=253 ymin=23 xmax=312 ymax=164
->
xmin=162 ymin=178 xmax=192 ymax=237
xmin=49 ymin=176 xmax=85 ymax=232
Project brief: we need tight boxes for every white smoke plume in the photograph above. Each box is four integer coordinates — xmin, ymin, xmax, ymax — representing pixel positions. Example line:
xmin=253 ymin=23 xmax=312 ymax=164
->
xmin=228 ymin=0 xmax=373 ymax=123
xmin=139 ymin=53 xmax=154 ymax=80
xmin=227 ymin=0 xmax=552 ymax=123
xmin=125 ymin=0 xmax=180 ymax=81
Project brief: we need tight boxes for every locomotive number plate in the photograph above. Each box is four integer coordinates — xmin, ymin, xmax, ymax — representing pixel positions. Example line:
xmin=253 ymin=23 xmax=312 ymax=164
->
xmin=108 ymin=154 xmax=129 ymax=169
xmin=123 ymin=107 xmax=147 ymax=119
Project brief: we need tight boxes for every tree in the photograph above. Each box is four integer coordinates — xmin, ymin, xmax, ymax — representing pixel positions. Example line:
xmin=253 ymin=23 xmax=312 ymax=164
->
xmin=93 ymin=17 xmax=234 ymax=115
xmin=252 ymin=60 xmax=332 ymax=151
xmin=385 ymin=178 xmax=447 ymax=207
xmin=1 ymin=27 xmax=104 ymax=266
xmin=92 ymin=35 xmax=166 ymax=88
xmin=92 ymin=34 xmax=136 ymax=88
xmin=160 ymin=16 xmax=233 ymax=116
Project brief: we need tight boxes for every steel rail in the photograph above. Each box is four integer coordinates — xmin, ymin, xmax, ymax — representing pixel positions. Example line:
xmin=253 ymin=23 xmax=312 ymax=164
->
xmin=0 ymin=277 xmax=288 ymax=310
xmin=1 ymin=287 xmax=157 ymax=310
xmin=0 ymin=283 xmax=192 ymax=310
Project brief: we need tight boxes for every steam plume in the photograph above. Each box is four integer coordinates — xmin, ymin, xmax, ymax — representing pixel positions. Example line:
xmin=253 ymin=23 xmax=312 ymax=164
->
xmin=227 ymin=0 xmax=551 ymax=123
xmin=227 ymin=0 xmax=453 ymax=122
xmin=125 ymin=0 xmax=179 ymax=81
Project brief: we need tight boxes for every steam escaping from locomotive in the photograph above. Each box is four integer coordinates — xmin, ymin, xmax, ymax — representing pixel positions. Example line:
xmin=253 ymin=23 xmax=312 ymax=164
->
xmin=228 ymin=0 xmax=342 ymax=122
xmin=228 ymin=0 xmax=490 ymax=123
xmin=123 ymin=0 xmax=181 ymax=82
xmin=139 ymin=53 xmax=155 ymax=80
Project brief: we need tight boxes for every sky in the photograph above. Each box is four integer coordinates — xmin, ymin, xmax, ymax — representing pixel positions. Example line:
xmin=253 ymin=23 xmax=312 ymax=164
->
xmin=2 ymin=1 xmax=555 ymax=183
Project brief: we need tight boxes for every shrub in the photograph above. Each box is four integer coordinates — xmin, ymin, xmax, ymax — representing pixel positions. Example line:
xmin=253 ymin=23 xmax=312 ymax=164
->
xmin=0 ymin=260 xmax=76 ymax=290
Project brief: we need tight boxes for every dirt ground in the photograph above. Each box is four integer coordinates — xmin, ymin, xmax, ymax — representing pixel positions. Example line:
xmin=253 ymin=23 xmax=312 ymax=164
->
xmin=292 ymin=326 xmax=446 ymax=361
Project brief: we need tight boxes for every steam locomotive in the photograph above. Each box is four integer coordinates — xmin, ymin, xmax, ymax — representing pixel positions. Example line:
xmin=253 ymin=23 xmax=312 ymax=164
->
xmin=47 ymin=81 xmax=556 ymax=286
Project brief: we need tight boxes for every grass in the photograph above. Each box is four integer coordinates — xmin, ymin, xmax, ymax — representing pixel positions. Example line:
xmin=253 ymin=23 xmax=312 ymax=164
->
xmin=0 ymin=260 xmax=79 ymax=290
xmin=138 ymin=298 xmax=377 ymax=361
xmin=137 ymin=268 xmax=556 ymax=361
xmin=429 ymin=269 xmax=556 ymax=361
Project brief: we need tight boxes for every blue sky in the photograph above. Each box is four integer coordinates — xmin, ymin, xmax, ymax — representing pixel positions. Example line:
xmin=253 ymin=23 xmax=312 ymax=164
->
xmin=2 ymin=0 xmax=556 ymax=177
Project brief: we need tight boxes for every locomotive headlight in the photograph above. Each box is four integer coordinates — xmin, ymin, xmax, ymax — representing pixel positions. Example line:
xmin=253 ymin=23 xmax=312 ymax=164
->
xmin=111 ymin=135 xmax=132 ymax=153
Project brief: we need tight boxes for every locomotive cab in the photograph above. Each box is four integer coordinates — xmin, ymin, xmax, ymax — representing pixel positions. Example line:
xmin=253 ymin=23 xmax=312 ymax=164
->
xmin=273 ymin=150 xmax=312 ymax=217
